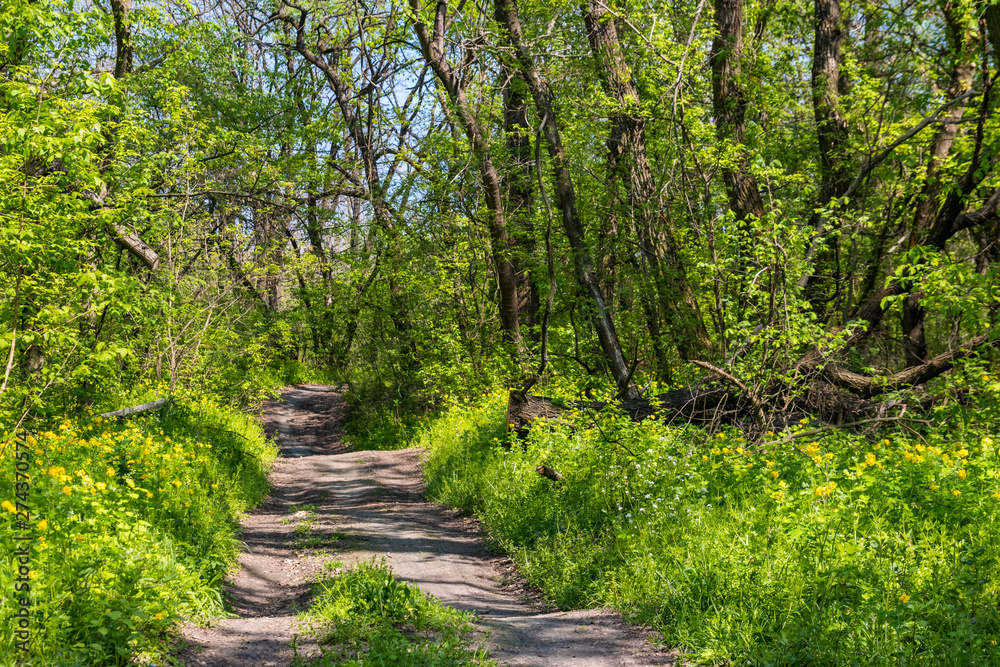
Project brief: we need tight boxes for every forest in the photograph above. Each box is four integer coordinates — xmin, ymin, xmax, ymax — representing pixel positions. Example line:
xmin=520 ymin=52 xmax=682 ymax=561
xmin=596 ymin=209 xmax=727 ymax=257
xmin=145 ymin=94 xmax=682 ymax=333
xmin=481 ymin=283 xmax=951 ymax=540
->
xmin=2 ymin=0 xmax=1000 ymax=663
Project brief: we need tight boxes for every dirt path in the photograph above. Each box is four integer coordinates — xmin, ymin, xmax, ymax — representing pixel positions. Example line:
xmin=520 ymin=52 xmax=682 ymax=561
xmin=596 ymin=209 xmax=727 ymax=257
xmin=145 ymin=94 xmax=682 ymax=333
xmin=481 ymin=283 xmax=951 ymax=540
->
xmin=176 ymin=384 xmax=676 ymax=666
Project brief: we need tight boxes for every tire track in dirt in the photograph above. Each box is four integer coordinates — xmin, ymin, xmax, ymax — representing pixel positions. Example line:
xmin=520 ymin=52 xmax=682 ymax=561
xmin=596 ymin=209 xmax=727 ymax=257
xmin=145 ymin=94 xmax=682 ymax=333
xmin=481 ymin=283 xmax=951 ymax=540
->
xmin=176 ymin=384 xmax=676 ymax=666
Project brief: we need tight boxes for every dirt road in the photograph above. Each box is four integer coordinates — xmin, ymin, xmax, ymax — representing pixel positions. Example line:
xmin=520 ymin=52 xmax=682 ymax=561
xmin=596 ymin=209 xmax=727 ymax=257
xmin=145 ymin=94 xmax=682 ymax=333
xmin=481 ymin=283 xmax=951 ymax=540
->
xmin=177 ymin=384 xmax=676 ymax=666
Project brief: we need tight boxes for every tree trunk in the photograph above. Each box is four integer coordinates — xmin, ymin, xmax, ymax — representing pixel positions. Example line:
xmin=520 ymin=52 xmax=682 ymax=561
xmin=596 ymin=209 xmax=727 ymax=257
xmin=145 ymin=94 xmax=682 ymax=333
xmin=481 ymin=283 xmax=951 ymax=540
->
xmin=711 ymin=0 xmax=765 ymax=225
xmin=498 ymin=63 xmax=540 ymax=336
xmin=110 ymin=0 xmax=133 ymax=80
xmin=496 ymin=0 xmax=638 ymax=399
xmin=582 ymin=0 xmax=710 ymax=361
xmin=798 ymin=0 xmax=850 ymax=302
xmin=902 ymin=2 xmax=975 ymax=367
xmin=410 ymin=0 xmax=524 ymax=352
xmin=710 ymin=0 xmax=765 ymax=314
xmin=811 ymin=0 xmax=849 ymax=203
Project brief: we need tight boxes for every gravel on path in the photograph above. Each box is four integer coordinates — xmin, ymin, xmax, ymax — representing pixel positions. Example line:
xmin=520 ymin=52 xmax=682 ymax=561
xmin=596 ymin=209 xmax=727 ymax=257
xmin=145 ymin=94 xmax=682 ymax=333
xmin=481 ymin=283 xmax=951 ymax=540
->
xmin=175 ymin=384 xmax=677 ymax=666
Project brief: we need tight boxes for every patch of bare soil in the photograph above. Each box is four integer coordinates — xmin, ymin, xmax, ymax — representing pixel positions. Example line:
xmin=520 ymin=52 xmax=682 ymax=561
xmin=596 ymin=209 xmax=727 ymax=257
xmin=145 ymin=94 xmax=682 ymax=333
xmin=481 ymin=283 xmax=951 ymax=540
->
xmin=174 ymin=384 xmax=677 ymax=666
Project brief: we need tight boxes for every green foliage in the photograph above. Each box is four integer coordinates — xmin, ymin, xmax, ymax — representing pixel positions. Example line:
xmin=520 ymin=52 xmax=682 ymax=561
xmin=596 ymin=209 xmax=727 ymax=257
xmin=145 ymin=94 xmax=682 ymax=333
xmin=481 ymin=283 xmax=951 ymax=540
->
xmin=3 ymin=0 xmax=1000 ymax=663
xmin=420 ymin=390 xmax=1000 ymax=666
xmin=0 ymin=389 xmax=278 ymax=665
xmin=293 ymin=559 xmax=495 ymax=667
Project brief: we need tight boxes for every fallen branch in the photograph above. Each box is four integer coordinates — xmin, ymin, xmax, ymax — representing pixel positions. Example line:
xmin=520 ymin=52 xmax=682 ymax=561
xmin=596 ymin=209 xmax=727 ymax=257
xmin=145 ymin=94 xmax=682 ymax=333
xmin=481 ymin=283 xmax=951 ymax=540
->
xmin=691 ymin=359 xmax=767 ymax=426
xmin=100 ymin=398 xmax=169 ymax=420
xmin=505 ymin=385 xmax=730 ymax=438
xmin=822 ymin=330 xmax=998 ymax=398
xmin=536 ymin=465 xmax=564 ymax=482
xmin=114 ymin=224 xmax=160 ymax=271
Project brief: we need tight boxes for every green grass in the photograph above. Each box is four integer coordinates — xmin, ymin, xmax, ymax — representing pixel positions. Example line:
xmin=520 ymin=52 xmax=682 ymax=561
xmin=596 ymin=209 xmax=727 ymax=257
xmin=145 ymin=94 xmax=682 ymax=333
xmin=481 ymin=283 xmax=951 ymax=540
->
xmin=414 ymin=389 xmax=1000 ymax=666
xmin=0 ymin=386 xmax=279 ymax=666
xmin=293 ymin=559 xmax=495 ymax=666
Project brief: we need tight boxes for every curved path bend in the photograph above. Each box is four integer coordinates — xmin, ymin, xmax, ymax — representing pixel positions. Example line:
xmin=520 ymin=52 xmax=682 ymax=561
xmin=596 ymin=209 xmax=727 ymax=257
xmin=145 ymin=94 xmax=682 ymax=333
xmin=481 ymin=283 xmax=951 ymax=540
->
xmin=177 ymin=384 xmax=676 ymax=666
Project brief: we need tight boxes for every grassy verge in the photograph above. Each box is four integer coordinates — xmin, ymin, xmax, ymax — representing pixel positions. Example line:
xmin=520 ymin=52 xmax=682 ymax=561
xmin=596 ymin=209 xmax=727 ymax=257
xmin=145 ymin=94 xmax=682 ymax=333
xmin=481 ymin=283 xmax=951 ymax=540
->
xmin=293 ymin=559 xmax=495 ymax=666
xmin=0 ymin=385 xmax=278 ymax=666
xmin=415 ymin=390 xmax=1000 ymax=666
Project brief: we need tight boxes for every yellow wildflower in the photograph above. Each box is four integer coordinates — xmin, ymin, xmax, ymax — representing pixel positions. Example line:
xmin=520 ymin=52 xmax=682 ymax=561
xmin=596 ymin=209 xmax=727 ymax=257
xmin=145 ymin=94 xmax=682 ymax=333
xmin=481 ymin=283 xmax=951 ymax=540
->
xmin=1 ymin=500 xmax=15 ymax=514
xmin=815 ymin=482 xmax=836 ymax=498
xmin=899 ymin=593 xmax=910 ymax=603
xmin=62 ymin=486 xmax=72 ymax=496
xmin=37 ymin=519 xmax=47 ymax=530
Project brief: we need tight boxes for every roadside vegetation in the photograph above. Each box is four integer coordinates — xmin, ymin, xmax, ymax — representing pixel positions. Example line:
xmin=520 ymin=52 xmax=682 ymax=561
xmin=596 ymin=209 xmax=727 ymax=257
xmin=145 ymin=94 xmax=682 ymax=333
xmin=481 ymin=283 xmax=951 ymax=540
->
xmin=0 ymin=372 xmax=302 ymax=665
xmin=342 ymin=368 xmax=1000 ymax=666
xmin=293 ymin=559 xmax=495 ymax=667
xmin=415 ymin=380 xmax=1000 ymax=666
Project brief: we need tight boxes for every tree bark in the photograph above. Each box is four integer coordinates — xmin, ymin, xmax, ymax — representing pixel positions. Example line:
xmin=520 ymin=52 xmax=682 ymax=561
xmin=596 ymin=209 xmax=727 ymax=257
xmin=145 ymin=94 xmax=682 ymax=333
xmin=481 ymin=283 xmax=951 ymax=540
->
xmin=798 ymin=0 xmax=850 ymax=300
xmin=110 ymin=0 xmax=133 ymax=80
xmin=711 ymin=0 xmax=765 ymax=226
xmin=410 ymin=0 xmax=523 ymax=350
xmin=498 ymin=62 xmax=540 ymax=335
xmin=902 ymin=2 xmax=975 ymax=367
xmin=582 ymin=0 xmax=710 ymax=362
xmin=496 ymin=0 xmax=638 ymax=399
xmin=811 ymin=0 xmax=849 ymax=203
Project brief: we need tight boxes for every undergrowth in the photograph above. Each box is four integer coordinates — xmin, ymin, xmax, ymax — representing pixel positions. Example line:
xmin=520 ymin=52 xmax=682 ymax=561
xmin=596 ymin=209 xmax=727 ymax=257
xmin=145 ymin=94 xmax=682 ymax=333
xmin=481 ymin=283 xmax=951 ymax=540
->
xmin=0 ymin=381 xmax=282 ymax=666
xmin=293 ymin=559 xmax=495 ymax=666
xmin=411 ymin=383 xmax=1000 ymax=666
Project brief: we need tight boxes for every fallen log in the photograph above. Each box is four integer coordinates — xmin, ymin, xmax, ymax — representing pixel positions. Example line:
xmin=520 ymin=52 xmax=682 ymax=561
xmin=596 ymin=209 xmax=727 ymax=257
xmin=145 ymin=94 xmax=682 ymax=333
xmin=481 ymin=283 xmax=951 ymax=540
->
xmin=536 ymin=465 xmax=564 ymax=482
xmin=505 ymin=385 xmax=735 ymax=439
xmin=507 ymin=357 xmax=924 ymax=434
xmin=100 ymin=397 xmax=169 ymax=420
